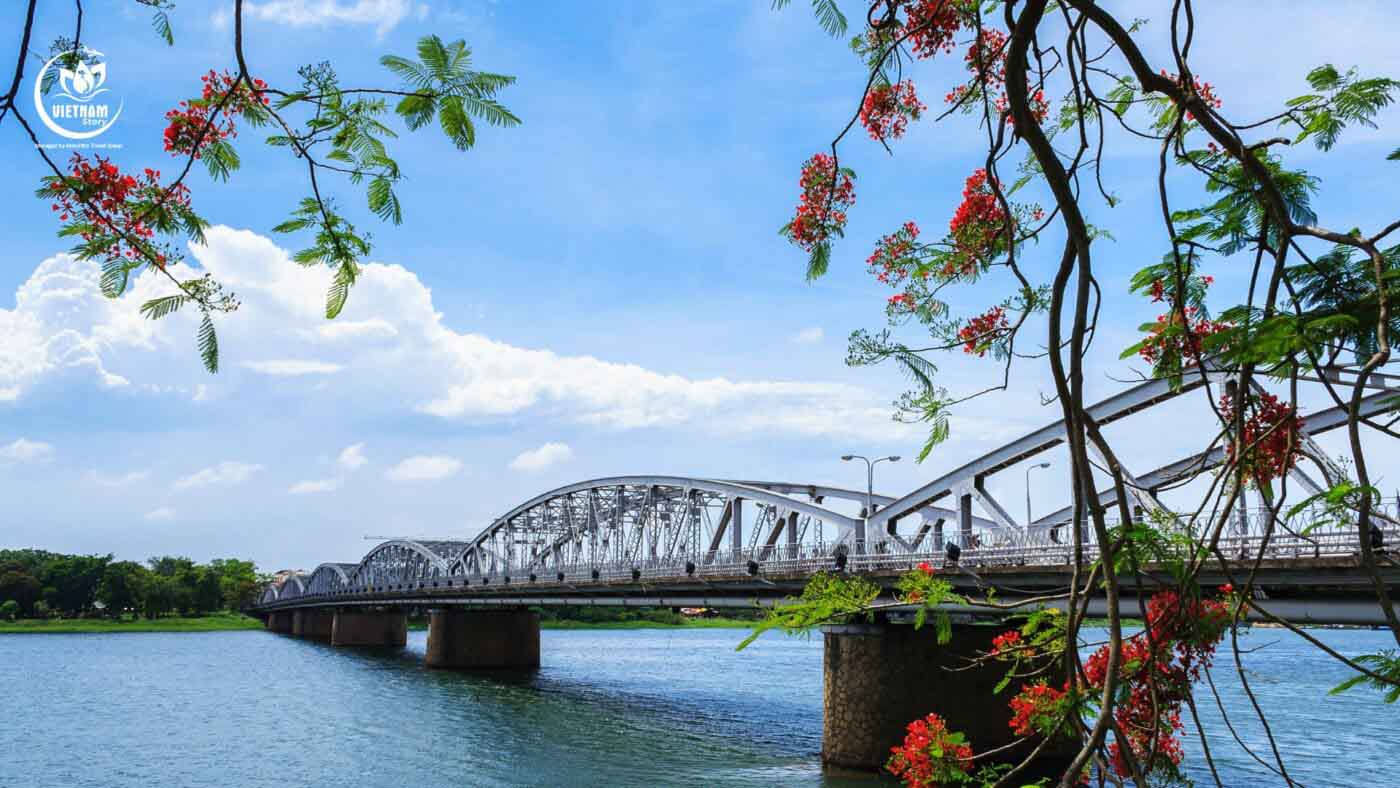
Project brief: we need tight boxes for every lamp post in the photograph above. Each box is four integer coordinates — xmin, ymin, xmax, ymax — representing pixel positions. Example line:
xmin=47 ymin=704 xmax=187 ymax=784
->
xmin=842 ymin=454 xmax=900 ymax=552
xmin=1025 ymin=461 xmax=1051 ymax=527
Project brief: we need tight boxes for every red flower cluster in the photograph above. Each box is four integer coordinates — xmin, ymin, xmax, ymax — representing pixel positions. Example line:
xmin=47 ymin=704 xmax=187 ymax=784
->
xmin=990 ymin=628 xmax=1022 ymax=659
xmin=947 ymin=168 xmax=1009 ymax=274
xmin=1138 ymin=307 xmax=1231 ymax=366
xmin=1220 ymin=391 xmax=1305 ymax=486
xmin=958 ymin=305 xmax=1007 ymax=356
xmin=916 ymin=561 xmax=935 ymax=576
xmin=902 ymin=0 xmax=970 ymax=60
xmin=1082 ymin=587 xmax=1233 ymax=778
xmin=945 ymin=27 xmax=1050 ymax=126
xmin=786 ymin=153 xmax=856 ymax=252
xmin=868 ymin=221 xmax=921 ymax=286
xmin=45 ymin=154 xmax=190 ymax=267
xmin=1149 ymin=275 xmax=1214 ymax=303
xmin=1160 ymin=69 xmax=1223 ymax=121
xmin=886 ymin=712 xmax=974 ymax=786
xmin=1008 ymin=680 xmax=1068 ymax=736
xmin=861 ymin=80 xmax=926 ymax=141
xmin=163 ymin=70 xmax=270 ymax=158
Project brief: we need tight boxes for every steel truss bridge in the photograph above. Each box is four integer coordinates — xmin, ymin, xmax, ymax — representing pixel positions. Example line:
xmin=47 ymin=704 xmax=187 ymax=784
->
xmin=252 ymin=371 xmax=1400 ymax=625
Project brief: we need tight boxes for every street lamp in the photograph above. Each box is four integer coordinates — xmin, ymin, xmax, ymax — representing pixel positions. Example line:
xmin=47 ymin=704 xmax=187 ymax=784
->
xmin=842 ymin=454 xmax=901 ymax=519
xmin=1025 ymin=461 xmax=1051 ymax=527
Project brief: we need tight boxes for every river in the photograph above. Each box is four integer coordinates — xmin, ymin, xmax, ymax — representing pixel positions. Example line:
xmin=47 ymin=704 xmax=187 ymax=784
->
xmin=0 ymin=626 xmax=1392 ymax=787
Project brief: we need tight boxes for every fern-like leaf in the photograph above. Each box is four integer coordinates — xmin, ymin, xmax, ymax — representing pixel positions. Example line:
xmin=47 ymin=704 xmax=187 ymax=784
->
xmin=197 ymin=313 xmax=219 ymax=373
xmin=140 ymin=294 xmax=188 ymax=320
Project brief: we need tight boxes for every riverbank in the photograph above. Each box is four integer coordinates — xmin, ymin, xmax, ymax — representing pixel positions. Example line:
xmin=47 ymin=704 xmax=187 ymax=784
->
xmin=0 ymin=612 xmax=263 ymax=633
xmin=0 ymin=612 xmax=756 ymax=634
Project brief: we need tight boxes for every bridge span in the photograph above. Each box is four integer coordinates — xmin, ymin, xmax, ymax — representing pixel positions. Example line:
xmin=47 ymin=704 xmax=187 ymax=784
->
xmin=248 ymin=372 xmax=1398 ymax=771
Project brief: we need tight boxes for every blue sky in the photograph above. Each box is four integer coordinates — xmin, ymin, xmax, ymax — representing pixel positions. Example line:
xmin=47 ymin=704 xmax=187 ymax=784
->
xmin=3 ymin=1 xmax=1399 ymax=571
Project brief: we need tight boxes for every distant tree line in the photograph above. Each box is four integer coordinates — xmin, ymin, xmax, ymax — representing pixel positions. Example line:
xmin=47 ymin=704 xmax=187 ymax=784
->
xmin=0 ymin=550 xmax=265 ymax=620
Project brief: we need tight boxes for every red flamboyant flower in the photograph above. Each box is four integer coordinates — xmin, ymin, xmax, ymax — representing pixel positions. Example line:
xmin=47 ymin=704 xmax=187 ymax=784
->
xmin=1220 ymin=391 xmax=1304 ymax=486
xmin=886 ymin=712 xmax=974 ymax=785
xmin=1138 ymin=307 xmax=1231 ymax=366
xmin=1080 ymin=588 xmax=1233 ymax=779
xmin=868 ymin=221 xmax=921 ymax=286
xmin=945 ymin=27 xmax=1050 ymax=126
xmin=1008 ymin=680 xmax=1067 ymax=736
xmin=990 ymin=629 xmax=1022 ymax=659
xmin=1160 ymin=69 xmax=1224 ymax=120
xmin=1138 ymin=274 xmax=1229 ymax=368
xmin=947 ymin=168 xmax=1009 ymax=273
xmin=784 ymin=153 xmax=856 ymax=253
xmin=958 ymin=305 xmax=1008 ymax=356
xmin=916 ymin=561 xmax=934 ymax=576
xmin=41 ymin=154 xmax=193 ymax=268
xmin=903 ymin=0 xmax=969 ymax=60
xmin=163 ymin=70 xmax=269 ymax=159
xmin=860 ymin=80 xmax=926 ymax=142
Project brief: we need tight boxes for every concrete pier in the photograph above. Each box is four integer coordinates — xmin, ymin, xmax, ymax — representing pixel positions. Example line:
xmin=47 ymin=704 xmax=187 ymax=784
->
xmin=425 ymin=609 xmax=540 ymax=669
xmin=330 ymin=609 xmax=407 ymax=647
xmin=265 ymin=611 xmax=293 ymax=634
xmin=821 ymin=622 xmax=1076 ymax=775
xmin=292 ymin=609 xmax=333 ymax=639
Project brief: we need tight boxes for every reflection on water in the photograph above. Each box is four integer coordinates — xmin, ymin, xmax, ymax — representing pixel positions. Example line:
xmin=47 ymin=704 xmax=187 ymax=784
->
xmin=0 ymin=626 xmax=1390 ymax=787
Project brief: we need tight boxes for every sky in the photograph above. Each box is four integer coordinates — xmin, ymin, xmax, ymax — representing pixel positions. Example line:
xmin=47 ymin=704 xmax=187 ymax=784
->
xmin=2 ymin=0 xmax=1399 ymax=572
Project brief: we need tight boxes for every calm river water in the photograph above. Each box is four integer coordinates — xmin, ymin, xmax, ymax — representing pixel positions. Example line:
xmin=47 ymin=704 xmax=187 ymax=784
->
xmin=0 ymin=626 xmax=1393 ymax=787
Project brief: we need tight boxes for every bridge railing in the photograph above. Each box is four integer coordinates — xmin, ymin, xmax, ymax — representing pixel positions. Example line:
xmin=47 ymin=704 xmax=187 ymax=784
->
xmin=255 ymin=505 xmax=1398 ymax=607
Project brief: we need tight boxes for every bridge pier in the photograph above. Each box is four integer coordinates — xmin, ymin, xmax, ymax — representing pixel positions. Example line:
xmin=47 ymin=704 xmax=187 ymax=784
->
xmin=821 ymin=621 xmax=1076 ymax=776
xmin=292 ymin=609 xmax=333 ymax=639
xmin=425 ymin=609 xmax=540 ymax=670
xmin=330 ymin=609 xmax=407 ymax=647
xmin=265 ymin=611 xmax=293 ymax=634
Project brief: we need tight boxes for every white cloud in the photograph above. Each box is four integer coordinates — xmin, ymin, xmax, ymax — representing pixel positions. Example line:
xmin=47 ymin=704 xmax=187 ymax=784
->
xmin=240 ymin=359 xmax=343 ymax=376
xmin=174 ymin=461 xmax=264 ymax=490
xmin=338 ymin=442 xmax=368 ymax=470
xmin=289 ymin=478 xmax=341 ymax=494
xmin=792 ymin=326 xmax=824 ymax=344
xmin=509 ymin=442 xmax=574 ymax=472
xmin=385 ymin=454 xmax=462 ymax=482
xmin=88 ymin=469 xmax=150 ymax=486
xmin=144 ymin=507 xmax=176 ymax=521
xmin=0 ymin=228 xmax=915 ymax=443
xmin=0 ymin=438 xmax=54 ymax=463
xmin=241 ymin=0 xmax=417 ymax=36
xmin=313 ymin=319 xmax=397 ymax=341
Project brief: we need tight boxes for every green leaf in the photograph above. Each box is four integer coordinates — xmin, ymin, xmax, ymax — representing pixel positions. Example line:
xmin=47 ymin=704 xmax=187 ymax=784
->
xmin=197 ymin=313 xmax=219 ymax=373
xmin=326 ymin=261 xmax=358 ymax=319
xmin=395 ymin=93 xmax=436 ymax=130
xmin=805 ymin=243 xmax=830 ymax=281
xmin=151 ymin=10 xmax=174 ymax=46
xmin=99 ymin=259 xmax=133 ymax=298
xmin=367 ymin=177 xmax=402 ymax=225
xmin=438 ymin=96 xmax=475 ymax=150
xmin=1388 ymin=147 xmax=1400 ymax=161
xmin=771 ymin=0 xmax=847 ymax=37
xmin=139 ymin=294 xmax=188 ymax=320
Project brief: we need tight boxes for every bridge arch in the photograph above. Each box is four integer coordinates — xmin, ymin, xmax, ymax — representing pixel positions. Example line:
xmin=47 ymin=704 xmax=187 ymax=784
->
xmin=352 ymin=540 xmax=468 ymax=590
xmin=305 ymin=563 xmax=356 ymax=596
xmin=447 ymin=475 xmax=863 ymax=579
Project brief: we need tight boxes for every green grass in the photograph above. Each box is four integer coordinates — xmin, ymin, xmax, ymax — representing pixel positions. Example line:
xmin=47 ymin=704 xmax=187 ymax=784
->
xmin=0 ymin=611 xmax=263 ymax=634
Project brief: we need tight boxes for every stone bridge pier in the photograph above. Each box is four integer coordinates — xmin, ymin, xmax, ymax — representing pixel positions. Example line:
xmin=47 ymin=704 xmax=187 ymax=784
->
xmin=292 ymin=609 xmax=334 ymax=639
xmin=330 ymin=608 xmax=408 ymax=647
xmin=425 ymin=608 xmax=540 ymax=670
xmin=821 ymin=621 xmax=1078 ymax=777
xmin=264 ymin=611 xmax=293 ymax=634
